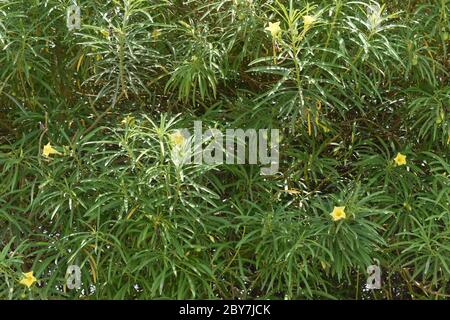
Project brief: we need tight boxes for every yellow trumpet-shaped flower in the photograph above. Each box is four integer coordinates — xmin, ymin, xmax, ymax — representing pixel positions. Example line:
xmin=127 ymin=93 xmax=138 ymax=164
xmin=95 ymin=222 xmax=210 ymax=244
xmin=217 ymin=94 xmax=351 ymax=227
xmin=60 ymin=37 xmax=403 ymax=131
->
xmin=394 ymin=152 xmax=407 ymax=166
xmin=121 ymin=115 xmax=135 ymax=126
xmin=265 ymin=21 xmax=282 ymax=38
xmin=170 ymin=131 xmax=186 ymax=146
xmin=42 ymin=142 xmax=61 ymax=158
xmin=152 ymin=29 xmax=161 ymax=39
xmin=19 ymin=271 xmax=37 ymax=288
xmin=303 ymin=15 xmax=316 ymax=31
xmin=330 ymin=206 xmax=346 ymax=221
xmin=100 ymin=29 xmax=110 ymax=38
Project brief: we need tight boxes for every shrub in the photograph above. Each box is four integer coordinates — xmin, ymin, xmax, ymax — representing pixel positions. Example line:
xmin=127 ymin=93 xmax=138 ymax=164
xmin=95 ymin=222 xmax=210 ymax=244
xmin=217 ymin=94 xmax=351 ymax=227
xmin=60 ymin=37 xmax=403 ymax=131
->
xmin=0 ymin=0 xmax=449 ymax=299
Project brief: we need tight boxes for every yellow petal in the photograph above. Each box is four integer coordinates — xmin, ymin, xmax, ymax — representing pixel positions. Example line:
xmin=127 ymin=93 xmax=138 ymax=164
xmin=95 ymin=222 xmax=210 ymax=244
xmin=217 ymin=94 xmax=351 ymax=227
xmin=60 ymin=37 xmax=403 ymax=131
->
xmin=121 ymin=115 xmax=135 ymax=126
xmin=394 ymin=152 xmax=407 ymax=166
xmin=19 ymin=271 xmax=37 ymax=288
xmin=265 ymin=21 xmax=282 ymax=38
xmin=170 ymin=131 xmax=185 ymax=146
xmin=152 ymin=29 xmax=161 ymax=39
xmin=43 ymin=142 xmax=61 ymax=158
xmin=101 ymin=30 xmax=110 ymax=38
xmin=330 ymin=206 xmax=346 ymax=221
xmin=303 ymin=15 xmax=316 ymax=30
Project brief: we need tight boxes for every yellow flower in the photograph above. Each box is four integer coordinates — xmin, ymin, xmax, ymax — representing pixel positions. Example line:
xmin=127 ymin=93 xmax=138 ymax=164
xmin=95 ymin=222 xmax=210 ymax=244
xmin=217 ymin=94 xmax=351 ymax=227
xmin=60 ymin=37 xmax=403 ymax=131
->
xmin=19 ymin=271 xmax=37 ymax=288
xmin=42 ymin=142 xmax=61 ymax=158
xmin=394 ymin=152 xmax=407 ymax=166
xmin=330 ymin=206 xmax=346 ymax=221
xmin=436 ymin=110 xmax=445 ymax=124
xmin=303 ymin=15 xmax=316 ymax=31
xmin=100 ymin=29 xmax=110 ymax=38
xmin=320 ymin=260 xmax=328 ymax=270
xmin=403 ymin=202 xmax=412 ymax=211
xmin=152 ymin=29 xmax=161 ymax=39
xmin=265 ymin=21 xmax=282 ymax=38
xmin=121 ymin=115 xmax=135 ymax=126
xmin=170 ymin=131 xmax=185 ymax=146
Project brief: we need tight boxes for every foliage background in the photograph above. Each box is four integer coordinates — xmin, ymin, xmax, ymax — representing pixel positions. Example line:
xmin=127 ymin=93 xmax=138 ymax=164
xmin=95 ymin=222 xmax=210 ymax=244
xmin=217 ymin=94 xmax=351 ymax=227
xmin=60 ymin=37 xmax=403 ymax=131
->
xmin=0 ymin=0 xmax=449 ymax=299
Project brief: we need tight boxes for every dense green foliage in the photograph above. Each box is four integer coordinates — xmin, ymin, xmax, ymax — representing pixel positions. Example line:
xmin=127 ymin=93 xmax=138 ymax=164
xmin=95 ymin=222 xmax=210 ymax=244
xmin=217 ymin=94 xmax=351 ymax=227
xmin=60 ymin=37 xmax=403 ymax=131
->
xmin=0 ymin=0 xmax=449 ymax=299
